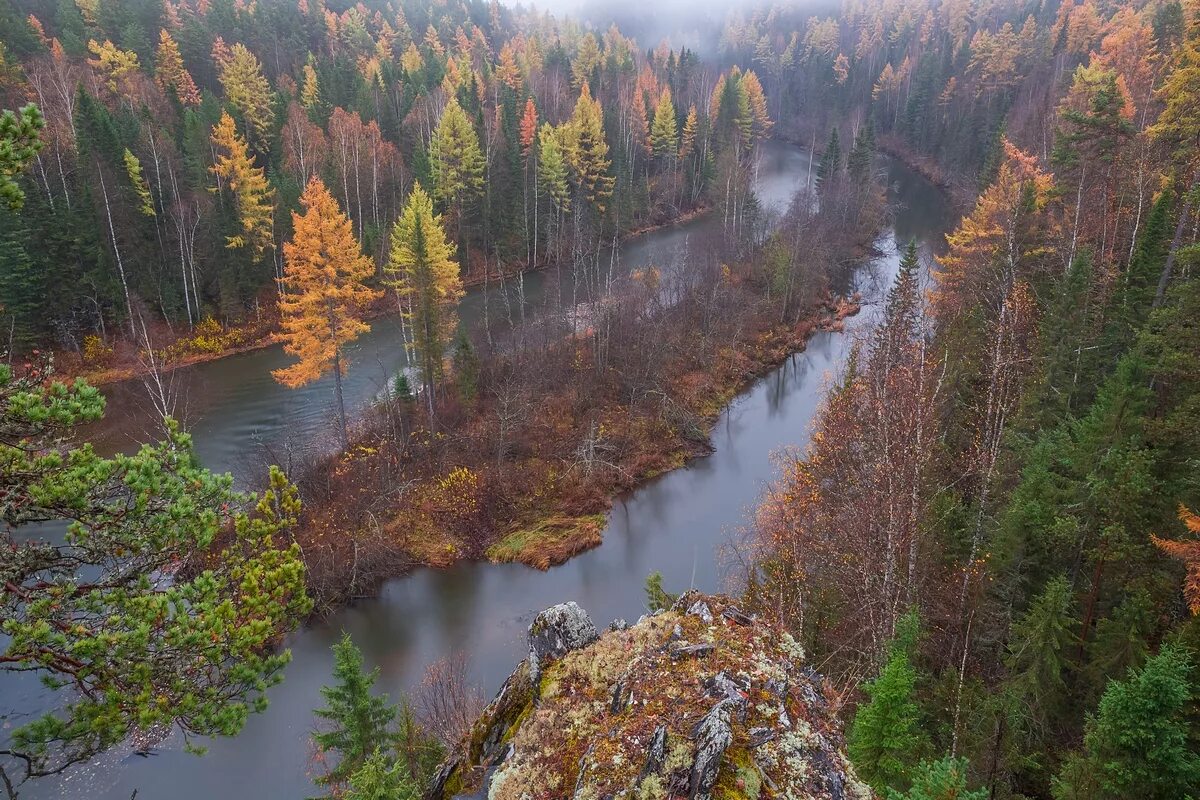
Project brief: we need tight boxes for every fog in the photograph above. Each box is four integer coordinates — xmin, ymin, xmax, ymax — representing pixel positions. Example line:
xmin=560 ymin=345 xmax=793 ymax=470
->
xmin=510 ymin=0 xmax=767 ymax=55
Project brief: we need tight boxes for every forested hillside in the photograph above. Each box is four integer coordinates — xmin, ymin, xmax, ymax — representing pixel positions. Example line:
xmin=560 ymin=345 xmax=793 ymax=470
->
xmin=739 ymin=0 xmax=1200 ymax=798
xmin=3 ymin=0 xmax=1200 ymax=798
xmin=0 ymin=0 xmax=770 ymax=361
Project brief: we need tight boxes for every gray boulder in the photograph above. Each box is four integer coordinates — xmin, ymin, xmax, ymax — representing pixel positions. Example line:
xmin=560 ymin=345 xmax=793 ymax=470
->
xmin=527 ymin=601 xmax=599 ymax=687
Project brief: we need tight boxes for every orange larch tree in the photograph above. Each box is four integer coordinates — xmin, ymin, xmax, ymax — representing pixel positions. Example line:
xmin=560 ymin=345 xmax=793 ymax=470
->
xmin=1153 ymin=506 xmax=1200 ymax=615
xmin=273 ymin=177 xmax=381 ymax=448
xmin=154 ymin=29 xmax=200 ymax=106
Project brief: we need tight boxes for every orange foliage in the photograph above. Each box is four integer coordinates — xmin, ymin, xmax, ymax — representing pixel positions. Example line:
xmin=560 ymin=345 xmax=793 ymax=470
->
xmin=1152 ymin=506 xmax=1200 ymax=615
xmin=273 ymin=177 xmax=381 ymax=389
xmin=934 ymin=140 xmax=1053 ymax=322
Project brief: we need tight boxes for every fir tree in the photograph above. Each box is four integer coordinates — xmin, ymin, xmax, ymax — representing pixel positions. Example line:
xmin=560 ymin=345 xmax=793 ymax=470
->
xmin=817 ymin=127 xmax=842 ymax=189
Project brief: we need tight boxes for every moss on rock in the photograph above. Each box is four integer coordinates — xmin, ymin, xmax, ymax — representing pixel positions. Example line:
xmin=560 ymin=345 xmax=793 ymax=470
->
xmin=429 ymin=593 xmax=872 ymax=800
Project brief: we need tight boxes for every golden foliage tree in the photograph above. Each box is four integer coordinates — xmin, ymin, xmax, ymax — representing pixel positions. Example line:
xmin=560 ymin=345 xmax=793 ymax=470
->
xmin=430 ymin=96 xmax=484 ymax=220
xmin=384 ymin=182 xmax=463 ymax=415
xmin=218 ymin=43 xmax=275 ymax=151
xmin=210 ymin=111 xmax=275 ymax=259
xmin=274 ymin=177 xmax=381 ymax=447
xmin=564 ymin=83 xmax=614 ymax=213
xmin=154 ymin=29 xmax=200 ymax=106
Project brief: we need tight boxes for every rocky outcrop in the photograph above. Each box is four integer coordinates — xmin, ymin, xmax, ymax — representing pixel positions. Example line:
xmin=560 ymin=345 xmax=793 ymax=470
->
xmin=428 ymin=592 xmax=871 ymax=800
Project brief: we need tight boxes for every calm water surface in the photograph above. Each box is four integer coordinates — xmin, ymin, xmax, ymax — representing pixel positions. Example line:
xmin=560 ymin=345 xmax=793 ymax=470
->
xmin=20 ymin=143 xmax=952 ymax=799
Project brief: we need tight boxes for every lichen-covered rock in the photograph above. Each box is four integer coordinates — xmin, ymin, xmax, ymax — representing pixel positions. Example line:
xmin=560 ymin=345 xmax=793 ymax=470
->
xmin=689 ymin=699 xmax=740 ymax=800
xmin=527 ymin=601 xmax=599 ymax=687
xmin=430 ymin=594 xmax=872 ymax=800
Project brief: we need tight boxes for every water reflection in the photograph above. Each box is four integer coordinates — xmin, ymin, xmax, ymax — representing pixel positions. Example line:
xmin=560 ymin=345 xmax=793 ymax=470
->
xmin=17 ymin=149 xmax=951 ymax=800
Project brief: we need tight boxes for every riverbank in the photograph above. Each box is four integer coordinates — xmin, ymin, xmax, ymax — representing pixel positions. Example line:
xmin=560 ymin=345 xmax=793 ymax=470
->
xmin=291 ymin=281 xmax=864 ymax=611
xmin=53 ymin=202 xmax=712 ymax=390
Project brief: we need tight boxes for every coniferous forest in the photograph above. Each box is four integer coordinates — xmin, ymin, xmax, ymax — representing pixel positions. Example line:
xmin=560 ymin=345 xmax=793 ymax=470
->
xmin=1 ymin=0 xmax=1200 ymax=797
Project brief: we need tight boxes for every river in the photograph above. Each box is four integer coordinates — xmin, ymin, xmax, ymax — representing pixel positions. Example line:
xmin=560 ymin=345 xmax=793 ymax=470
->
xmin=17 ymin=141 xmax=953 ymax=799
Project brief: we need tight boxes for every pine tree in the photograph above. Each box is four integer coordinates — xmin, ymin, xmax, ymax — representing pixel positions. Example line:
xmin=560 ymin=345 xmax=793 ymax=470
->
xmin=313 ymin=634 xmax=398 ymax=792
xmin=0 ymin=104 xmax=44 ymax=210
xmin=1053 ymin=645 xmax=1200 ymax=800
xmin=848 ymin=611 xmax=929 ymax=794
xmin=218 ymin=43 xmax=274 ymax=151
xmin=345 ymin=750 xmax=418 ymax=800
xmin=385 ymin=182 xmax=463 ymax=416
xmin=210 ymin=111 xmax=275 ymax=259
xmin=274 ymin=177 xmax=380 ymax=448
xmin=154 ymin=29 xmax=200 ymax=106
xmin=650 ymin=87 xmax=679 ymax=160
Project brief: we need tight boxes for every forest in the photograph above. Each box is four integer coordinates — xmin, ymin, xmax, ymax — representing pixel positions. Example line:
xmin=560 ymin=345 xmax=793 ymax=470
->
xmin=1 ymin=0 xmax=1199 ymax=797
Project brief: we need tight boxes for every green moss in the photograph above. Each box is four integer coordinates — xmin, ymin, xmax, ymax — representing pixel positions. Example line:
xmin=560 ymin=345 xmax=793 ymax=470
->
xmin=714 ymin=748 xmax=762 ymax=800
xmin=486 ymin=514 xmax=607 ymax=569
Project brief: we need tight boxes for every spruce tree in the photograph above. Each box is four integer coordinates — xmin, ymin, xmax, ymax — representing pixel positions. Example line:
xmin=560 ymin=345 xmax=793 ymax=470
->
xmin=1053 ymin=645 xmax=1200 ymax=800
xmin=888 ymin=756 xmax=985 ymax=800
xmin=817 ymin=127 xmax=842 ymax=189
xmin=313 ymin=634 xmax=398 ymax=791
xmin=848 ymin=610 xmax=929 ymax=794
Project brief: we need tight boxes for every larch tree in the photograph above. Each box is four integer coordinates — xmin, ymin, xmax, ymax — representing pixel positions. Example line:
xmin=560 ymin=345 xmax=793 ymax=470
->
xmin=210 ymin=111 xmax=275 ymax=260
xmin=154 ymin=29 xmax=200 ymax=106
xmin=218 ymin=43 xmax=275 ymax=152
xmin=1151 ymin=505 xmax=1200 ymax=614
xmin=430 ymin=96 xmax=484 ymax=237
xmin=1148 ymin=5 xmax=1200 ymax=306
xmin=122 ymin=148 xmax=155 ymax=216
xmin=649 ymin=87 xmax=679 ymax=161
xmin=384 ymin=182 xmax=463 ymax=417
xmin=273 ymin=177 xmax=381 ymax=448
xmin=565 ymin=83 xmax=614 ymax=214
xmin=301 ymin=61 xmax=321 ymax=112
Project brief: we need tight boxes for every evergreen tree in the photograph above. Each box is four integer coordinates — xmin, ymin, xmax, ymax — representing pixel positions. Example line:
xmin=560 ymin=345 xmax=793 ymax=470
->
xmin=887 ymin=756 xmax=985 ymax=800
xmin=1053 ymin=645 xmax=1200 ymax=800
xmin=0 ymin=104 xmax=44 ymax=210
xmin=848 ymin=610 xmax=929 ymax=794
xmin=817 ymin=127 xmax=842 ymax=189
xmin=848 ymin=121 xmax=877 ymax=179
xmin=1002 ymin=576 xmax=1077 ymax=749
xmin=345 ymin=749 xmax=418 ymax=800
xmin=313 ymin=634 xmax=398 ymax=792
xmin=1 ymin=364 xmax=310 ymax=781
